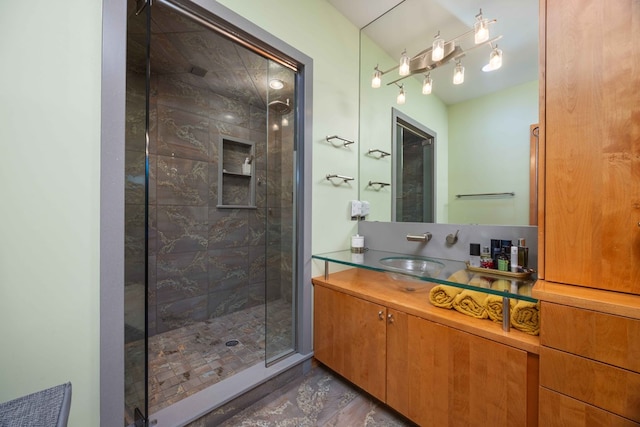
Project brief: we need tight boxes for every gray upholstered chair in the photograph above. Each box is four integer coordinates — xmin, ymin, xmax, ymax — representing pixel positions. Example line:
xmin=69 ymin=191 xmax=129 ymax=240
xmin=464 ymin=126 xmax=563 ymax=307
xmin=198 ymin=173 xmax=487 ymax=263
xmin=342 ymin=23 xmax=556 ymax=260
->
xmin=0 ymin=382 xmax=71 ymax=427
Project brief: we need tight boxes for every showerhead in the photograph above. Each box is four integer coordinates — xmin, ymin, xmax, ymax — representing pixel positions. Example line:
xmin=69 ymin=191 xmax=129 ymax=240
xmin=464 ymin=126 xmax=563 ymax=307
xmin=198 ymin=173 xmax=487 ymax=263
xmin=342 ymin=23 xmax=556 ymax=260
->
xmin=268 ymin=98 xmax=292 ymax=114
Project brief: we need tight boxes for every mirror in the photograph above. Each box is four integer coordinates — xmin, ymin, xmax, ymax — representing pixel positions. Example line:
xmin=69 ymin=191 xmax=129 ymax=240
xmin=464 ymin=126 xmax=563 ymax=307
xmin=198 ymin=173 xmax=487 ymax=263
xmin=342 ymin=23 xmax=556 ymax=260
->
xmin=358 ymin=0 xmax=539 ymax=225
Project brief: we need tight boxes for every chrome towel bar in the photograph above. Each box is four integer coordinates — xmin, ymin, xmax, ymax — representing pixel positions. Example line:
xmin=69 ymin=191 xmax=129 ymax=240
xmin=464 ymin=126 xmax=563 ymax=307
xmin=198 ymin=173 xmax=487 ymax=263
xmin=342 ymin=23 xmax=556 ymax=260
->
xmin=326 ymin=135 xmax=355 ymax=147
xmin=455 ymin=192 xmax=515 ymax=198
xmin=326 ymin=174 xmax=354 ymax=183
xmin=367 ymin=148 xmax=391 ymax=158
xmin=368 ymin=181 xmax=390 ymax=189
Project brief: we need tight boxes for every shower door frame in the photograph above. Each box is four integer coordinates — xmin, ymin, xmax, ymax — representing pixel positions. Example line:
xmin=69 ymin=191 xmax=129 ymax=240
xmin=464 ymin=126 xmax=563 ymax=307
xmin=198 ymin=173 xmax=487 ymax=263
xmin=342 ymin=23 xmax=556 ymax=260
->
xmin=100 ymin=0 xmax=314 ymax=424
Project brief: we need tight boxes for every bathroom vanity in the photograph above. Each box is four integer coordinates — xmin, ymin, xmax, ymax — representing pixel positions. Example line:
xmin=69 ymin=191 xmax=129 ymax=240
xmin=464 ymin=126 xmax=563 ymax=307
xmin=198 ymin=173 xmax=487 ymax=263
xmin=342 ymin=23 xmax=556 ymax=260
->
xmin=312 ymin=251 xmax=539 ymax=426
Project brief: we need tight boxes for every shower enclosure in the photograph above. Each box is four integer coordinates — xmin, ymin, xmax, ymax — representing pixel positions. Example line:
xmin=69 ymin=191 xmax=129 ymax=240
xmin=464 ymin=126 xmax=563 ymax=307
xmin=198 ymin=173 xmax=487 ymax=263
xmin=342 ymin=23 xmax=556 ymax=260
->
xmin=124 ymin=0 xmax=300 ymax=424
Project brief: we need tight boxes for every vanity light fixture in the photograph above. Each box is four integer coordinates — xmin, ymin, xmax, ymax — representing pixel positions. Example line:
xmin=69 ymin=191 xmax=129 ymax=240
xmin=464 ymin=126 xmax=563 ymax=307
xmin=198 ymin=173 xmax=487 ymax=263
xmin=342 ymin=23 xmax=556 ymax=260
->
xmin=370 ymin=7 xmax=502 ymax=99
xmin=432 ymin=31 xmax=445 ymax=62
xmin=372 ymin=66 xmax=382 ymax=88
xmin=396 ymin=84 xmax=406 ymax=105
xmin=453 ymin=61 xmax=465 ymax=85
xmin=474 ymin=9 xmax=489 ymax=44
xmin=482 ymin=45 xmax=503 ymax=71
xmin=422 ymin=73 xmax=433 ymax=95
xmin=398 ymin=50 xmax=411 ymax=76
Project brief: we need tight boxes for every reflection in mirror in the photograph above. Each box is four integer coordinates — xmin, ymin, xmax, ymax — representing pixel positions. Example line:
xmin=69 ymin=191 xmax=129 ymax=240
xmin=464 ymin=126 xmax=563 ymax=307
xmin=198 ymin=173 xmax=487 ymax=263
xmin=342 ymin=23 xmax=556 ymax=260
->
xmin=392 ymin=108 xmax=435 ymax=222
xmin=358 ymin=0 xmax=538 ymax=225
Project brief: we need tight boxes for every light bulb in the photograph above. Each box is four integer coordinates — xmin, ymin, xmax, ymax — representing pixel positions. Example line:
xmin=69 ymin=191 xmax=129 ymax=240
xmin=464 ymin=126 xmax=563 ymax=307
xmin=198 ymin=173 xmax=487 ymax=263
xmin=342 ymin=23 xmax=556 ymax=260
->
xmin=396 ymin=86 xmax=406 ymax=104
xmin=482 ymin=47 xmax=503 ymax=72
xmin=432 ymin=36 xmax=444 ymax=62
xmin=272 ymin=122 xmax=279 ymax=131
xmin=281 ymin=116 xmax=289 ymax=127
xmin=371 ymin=68 xmax=381 ymax=88
xmin=399 ymin=50 xmax=410 ymax=76
xmin=474 ymin=10 xmax=489 ymax=44
xmin=489 ymin=47 xmax=502 ymax=69
xmin=422 ymin=74 xmax=432 ymax=95
xmin=453 ymin=62 xmax=464 ymax=85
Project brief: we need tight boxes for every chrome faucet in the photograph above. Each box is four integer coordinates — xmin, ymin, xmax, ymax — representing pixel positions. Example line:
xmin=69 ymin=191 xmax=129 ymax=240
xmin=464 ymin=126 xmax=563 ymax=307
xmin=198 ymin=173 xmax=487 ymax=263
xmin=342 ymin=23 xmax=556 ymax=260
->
xmin=406 ymin=232 xmax=432 ymax=243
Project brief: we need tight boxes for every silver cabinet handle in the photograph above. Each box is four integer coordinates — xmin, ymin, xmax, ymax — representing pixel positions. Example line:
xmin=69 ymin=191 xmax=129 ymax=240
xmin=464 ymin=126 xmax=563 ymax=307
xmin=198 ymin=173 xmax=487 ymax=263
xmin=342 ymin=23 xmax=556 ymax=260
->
xmin=378 ymin=310 xmax=384 ymax=320
xmin=387 ymin=313 xmax=394 ymax=323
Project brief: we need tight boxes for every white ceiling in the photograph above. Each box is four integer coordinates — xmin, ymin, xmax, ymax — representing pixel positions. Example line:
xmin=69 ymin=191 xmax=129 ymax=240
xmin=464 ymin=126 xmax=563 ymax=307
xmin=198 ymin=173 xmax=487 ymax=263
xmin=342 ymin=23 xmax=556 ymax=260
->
xmin=327 ymin=0 xmax=539 ymax=105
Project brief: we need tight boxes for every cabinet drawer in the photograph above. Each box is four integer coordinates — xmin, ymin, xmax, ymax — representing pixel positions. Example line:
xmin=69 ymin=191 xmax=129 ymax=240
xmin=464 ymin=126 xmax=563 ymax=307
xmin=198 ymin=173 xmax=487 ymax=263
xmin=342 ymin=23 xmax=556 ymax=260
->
xmin=541 ymin=302 xmax=640 ymax=373
xmin=539 ymin=387 xmax=640 ymax=427
xmin=540 ymin=347 xmax=640 ymax=422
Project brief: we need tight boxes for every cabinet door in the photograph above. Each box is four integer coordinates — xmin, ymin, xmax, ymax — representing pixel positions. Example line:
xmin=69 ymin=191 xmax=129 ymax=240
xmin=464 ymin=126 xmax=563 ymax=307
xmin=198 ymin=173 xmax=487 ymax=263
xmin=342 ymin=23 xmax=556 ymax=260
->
xmin=313 ymin=285 xmax=387 ymax=401
xmin=386 ymin=310 xmax=449 ymax=425
xmin=544 ymin=0 xmax=640 ymax=293
xmin=387 ymin=312 xmax=536 ymax=426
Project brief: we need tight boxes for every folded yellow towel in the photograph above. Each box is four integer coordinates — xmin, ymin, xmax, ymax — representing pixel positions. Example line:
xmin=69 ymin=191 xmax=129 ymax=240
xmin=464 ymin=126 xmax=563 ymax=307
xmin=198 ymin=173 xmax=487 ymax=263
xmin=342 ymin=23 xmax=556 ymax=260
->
xmin=452 ymin=290 xmax=488 ymax=319
xmin=517 ymin=283 xmax=533 ymax=296
xmin=510 ymin=300 xmax=540 ymax=335
xmin=429 ymin=285 xmax=462 ymax=309
xmin=447 ymin=269 xmax=470 ymax=284
xmin=485 ymin=295 xmax=516 ymax=323
xmin=491 ymin=279 xmax=511 ymax=291
xmin=468 ymin=274 xmax=492 ymax=289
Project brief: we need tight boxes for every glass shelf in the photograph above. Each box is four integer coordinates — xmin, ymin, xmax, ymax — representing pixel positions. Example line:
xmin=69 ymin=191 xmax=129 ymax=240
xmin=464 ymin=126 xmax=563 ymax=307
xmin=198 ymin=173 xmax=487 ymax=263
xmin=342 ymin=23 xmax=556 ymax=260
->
xmin=312 ymin=249 xmax=538 ymax=303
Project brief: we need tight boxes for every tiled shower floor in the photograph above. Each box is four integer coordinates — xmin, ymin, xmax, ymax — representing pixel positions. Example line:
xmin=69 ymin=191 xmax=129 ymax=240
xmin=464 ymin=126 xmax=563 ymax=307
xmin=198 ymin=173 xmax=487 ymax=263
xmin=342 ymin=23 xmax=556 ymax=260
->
xmin=125 ymin=299 xmax=292 ymax=416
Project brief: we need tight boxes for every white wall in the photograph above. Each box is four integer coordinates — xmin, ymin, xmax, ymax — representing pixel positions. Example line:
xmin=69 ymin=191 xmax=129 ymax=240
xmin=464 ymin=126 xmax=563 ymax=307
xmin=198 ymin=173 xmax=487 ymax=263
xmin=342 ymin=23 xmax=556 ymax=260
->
xmin=0 ymin=0 xmax=102 ymax=425
xmin=447 ymin=80 xmax=539 ymax=225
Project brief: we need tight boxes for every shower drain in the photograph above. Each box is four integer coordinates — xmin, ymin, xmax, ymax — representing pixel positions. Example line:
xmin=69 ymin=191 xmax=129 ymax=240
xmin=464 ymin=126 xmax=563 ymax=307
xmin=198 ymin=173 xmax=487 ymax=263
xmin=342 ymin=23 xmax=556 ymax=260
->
xmin=225 ymin=339 xmax=240 ymax=347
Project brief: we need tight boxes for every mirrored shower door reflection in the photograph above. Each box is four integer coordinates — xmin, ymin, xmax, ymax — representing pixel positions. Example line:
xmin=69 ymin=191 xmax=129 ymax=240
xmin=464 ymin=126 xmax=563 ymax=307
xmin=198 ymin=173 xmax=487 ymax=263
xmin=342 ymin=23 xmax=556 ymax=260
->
xmin=125 ymin=0 xmax=298 ymax=422
xmin=393 ymin=110 xmax=436 ymax=223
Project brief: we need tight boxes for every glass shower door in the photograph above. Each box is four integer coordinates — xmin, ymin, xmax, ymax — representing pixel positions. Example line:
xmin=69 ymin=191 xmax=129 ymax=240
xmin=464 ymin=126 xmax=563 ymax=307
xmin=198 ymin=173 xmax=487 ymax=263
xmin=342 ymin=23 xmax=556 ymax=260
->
xmin=124 ymin=0 xmax=150 ymax=424
xmin=265 ymin=63 xmax=297 ymax=365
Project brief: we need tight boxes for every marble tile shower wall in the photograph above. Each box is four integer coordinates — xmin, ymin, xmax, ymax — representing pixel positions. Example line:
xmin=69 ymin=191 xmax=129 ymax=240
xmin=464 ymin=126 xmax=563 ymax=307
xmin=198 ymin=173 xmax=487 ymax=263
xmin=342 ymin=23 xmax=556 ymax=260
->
xmin=125 ymin=71 xmax=291 ymax=337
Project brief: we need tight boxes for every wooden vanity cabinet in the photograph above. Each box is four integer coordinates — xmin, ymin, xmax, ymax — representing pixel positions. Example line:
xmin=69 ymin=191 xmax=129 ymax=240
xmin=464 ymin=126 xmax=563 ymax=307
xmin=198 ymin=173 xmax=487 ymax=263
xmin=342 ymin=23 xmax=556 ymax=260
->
xmin=314 ymin=281 xmax=538 ymax=426
xmin=313 ymin=284 xmax=387 ymax=401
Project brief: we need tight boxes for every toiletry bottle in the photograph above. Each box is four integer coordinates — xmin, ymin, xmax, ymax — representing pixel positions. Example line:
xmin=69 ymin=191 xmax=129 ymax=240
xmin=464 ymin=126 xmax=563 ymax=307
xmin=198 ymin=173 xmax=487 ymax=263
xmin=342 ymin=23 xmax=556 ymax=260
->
xmin=517 ymin=238 xmax=529 ymax=268
xmin=510 ymin=245 xmax=519 ymax=273
xmin=497 ymin=248 xmax=510 ymax=272
xmin=490 ymin=239 xmax=501 ymax=269
xmin=469 ymin=243 xmax=481 ymax=267
xmin=480 ymin=245 xmax=493 ymax=269
xmin=242 ymin=157 xmax=251 ymax=175
xmin=351 ymin=234 xmax=365 ymax=253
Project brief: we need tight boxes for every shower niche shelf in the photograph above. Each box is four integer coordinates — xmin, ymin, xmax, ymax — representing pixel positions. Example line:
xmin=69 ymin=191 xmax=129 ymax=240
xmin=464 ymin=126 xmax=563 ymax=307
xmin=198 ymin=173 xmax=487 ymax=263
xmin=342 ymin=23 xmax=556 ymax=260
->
xmin=218 ymin=136 xmax=256 ymax=209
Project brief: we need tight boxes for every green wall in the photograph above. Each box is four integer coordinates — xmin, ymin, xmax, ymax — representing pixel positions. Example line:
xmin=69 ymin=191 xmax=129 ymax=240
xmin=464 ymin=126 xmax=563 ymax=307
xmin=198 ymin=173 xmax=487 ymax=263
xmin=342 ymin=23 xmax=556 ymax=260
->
xmin=0 ymin=0 xmax=362 ymax=424
xmin=0 ymin=0 xmax=102 ymax=425
xmin=447 ymin=80 xmax=539 ymax=225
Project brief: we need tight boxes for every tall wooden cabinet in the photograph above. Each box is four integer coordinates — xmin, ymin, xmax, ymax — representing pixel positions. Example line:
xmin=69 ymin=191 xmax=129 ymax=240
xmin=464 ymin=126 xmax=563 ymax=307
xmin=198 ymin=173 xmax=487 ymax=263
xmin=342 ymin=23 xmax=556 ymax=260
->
xmin=537 ymin=1 xmax=640 ymax=425
xmin=541 ymin=0 xmax=640 ymax=294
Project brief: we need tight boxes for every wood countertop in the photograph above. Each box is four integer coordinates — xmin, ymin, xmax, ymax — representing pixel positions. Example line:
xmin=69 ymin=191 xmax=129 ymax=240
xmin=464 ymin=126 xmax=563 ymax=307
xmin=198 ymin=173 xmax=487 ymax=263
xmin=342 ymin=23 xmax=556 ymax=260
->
xmin=533 ymin=280 xmax=640 ymax=320
xmin=313 ymin=268 xmax=540 ymax=354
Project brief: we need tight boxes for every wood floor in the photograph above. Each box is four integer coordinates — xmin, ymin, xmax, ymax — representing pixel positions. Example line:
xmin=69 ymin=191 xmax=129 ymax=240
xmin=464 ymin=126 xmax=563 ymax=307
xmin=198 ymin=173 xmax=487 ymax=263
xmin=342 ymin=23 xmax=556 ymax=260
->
xmin=217 ymin=361 xmax=416 ymax=426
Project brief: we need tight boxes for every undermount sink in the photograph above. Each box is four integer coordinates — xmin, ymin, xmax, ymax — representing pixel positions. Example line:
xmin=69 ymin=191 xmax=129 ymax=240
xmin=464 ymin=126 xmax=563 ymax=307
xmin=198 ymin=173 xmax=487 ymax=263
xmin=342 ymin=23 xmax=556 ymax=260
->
xmin=378 ymin=256 xmax=445 ymax=291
